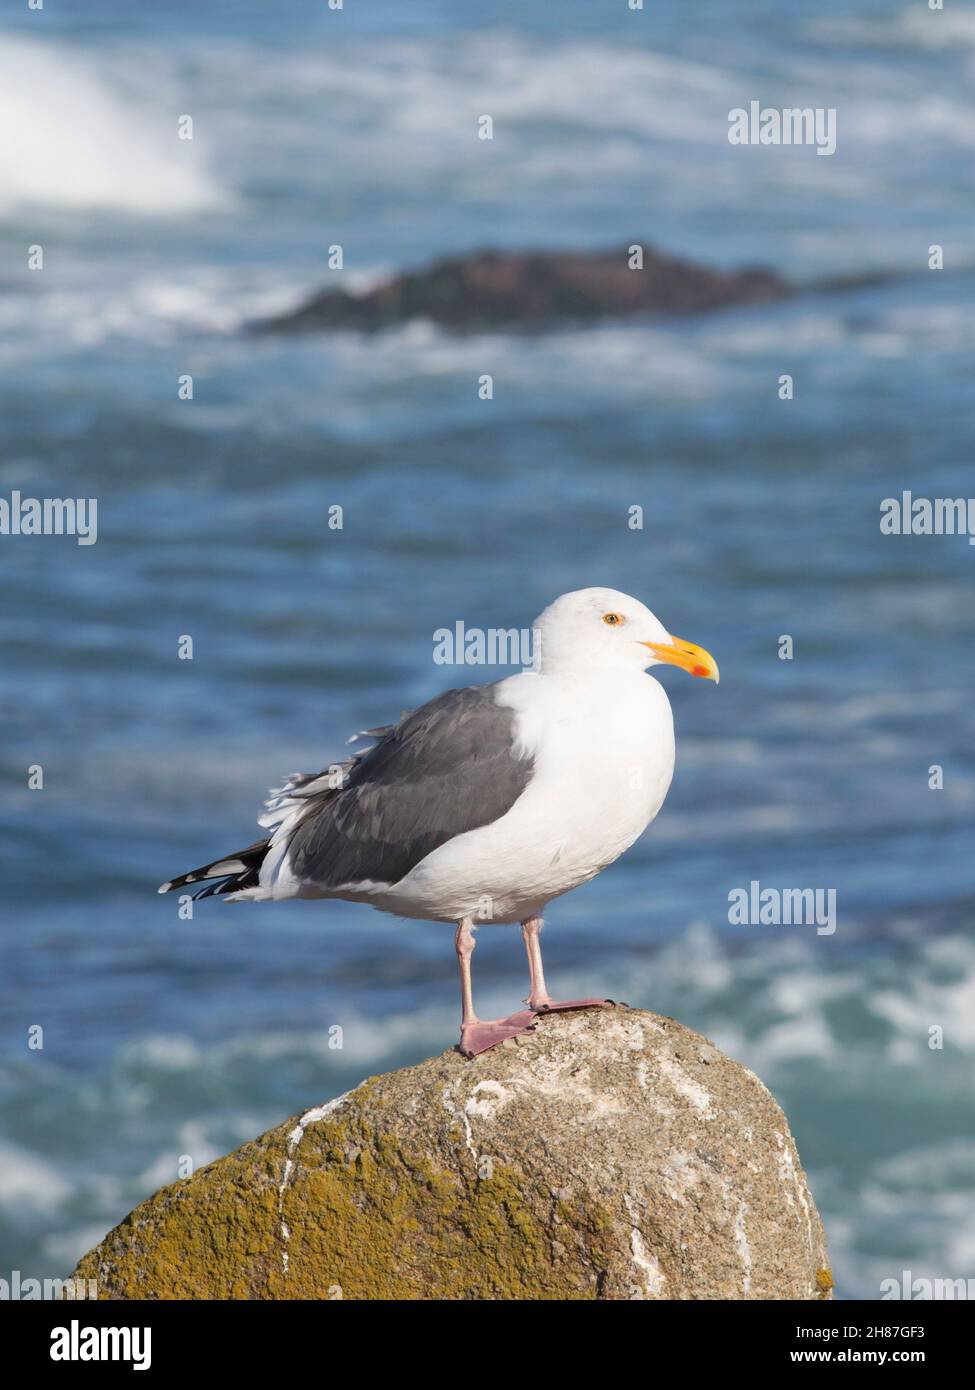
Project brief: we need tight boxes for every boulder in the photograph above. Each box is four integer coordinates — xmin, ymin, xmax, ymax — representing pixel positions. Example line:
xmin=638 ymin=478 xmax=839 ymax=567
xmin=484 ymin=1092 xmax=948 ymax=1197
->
xmin=251 ymin=245 xmax=790 ymax=334
xmin=71 ymin=1006 xmax=832 ymax=1300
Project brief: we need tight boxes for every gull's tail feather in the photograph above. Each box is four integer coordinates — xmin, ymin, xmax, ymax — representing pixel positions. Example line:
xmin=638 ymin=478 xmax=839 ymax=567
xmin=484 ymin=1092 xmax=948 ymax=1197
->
xmin=157 ymin=729 xmax=397 ymax=905
xmin=158 ymin=837 xmax=269 ymax=900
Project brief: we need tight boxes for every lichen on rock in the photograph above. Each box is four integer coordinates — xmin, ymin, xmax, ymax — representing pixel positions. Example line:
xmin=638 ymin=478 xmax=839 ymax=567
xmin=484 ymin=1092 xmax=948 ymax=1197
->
xmin=71 ymin=1007 xmax=831 ymax=1300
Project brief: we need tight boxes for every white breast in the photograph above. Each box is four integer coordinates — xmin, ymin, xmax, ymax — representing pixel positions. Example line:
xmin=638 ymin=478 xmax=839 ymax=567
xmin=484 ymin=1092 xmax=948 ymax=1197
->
xmin=380 ymin=668 xmax=676 ymax=924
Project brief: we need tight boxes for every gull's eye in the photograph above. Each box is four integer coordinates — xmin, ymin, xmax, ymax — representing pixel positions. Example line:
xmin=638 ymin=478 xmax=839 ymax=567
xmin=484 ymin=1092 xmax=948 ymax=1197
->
xmin=602 ymin=612 xmax=624 ymax=627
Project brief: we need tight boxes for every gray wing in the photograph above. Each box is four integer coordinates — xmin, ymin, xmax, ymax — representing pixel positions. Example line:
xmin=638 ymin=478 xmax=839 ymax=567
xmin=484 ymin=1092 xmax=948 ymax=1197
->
xmin=285 ymin=684 xmax=534 ymax=889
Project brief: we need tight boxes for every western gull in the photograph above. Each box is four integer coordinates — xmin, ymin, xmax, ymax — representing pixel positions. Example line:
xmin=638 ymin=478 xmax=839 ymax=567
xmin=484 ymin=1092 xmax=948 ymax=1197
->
xmin=159 ymin=588 xmax=718 ymax=1056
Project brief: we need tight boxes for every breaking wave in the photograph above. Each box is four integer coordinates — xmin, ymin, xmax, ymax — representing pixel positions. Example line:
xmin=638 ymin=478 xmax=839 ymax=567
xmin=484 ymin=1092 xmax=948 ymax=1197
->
xmin=0 ymin=39 xmax=226 ymax=216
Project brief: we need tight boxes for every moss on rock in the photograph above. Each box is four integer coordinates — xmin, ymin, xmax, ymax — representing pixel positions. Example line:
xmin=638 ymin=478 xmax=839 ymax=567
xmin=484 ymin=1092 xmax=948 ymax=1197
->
xmin=72 ymin=1007 xmax=830 ymax=1300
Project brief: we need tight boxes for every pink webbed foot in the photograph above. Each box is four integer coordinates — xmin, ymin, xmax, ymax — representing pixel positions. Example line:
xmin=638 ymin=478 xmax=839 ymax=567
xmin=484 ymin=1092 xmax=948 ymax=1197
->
xmin=459 ymin=1010 xmax=537 ymax=1058
xmin=528 ymin=997 xmax=613 ymax=1015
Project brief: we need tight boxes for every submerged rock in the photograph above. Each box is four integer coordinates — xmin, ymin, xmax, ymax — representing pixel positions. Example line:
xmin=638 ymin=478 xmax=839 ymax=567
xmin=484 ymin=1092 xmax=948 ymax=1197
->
xmin=72 ymin=1007 xmax=831 ymax=1300
xmin=252 ymin=245 xmax=790 ymax=334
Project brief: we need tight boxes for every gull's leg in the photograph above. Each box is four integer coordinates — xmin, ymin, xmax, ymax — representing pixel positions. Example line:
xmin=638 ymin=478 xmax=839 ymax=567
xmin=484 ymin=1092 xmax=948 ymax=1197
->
xmin=455 ymin=917 xmax=536 ymax=1058
xmin=521 ymin=916 xmax=611 ymax=1014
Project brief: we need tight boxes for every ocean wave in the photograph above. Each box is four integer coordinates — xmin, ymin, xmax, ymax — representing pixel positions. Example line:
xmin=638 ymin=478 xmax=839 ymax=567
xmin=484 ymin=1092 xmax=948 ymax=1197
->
xmin=0 ymin=38 xmax=227 ymax=216
xmin=4 ymin=22 xmax=974 ymax=234
xmin=0 ymin=1142 xmax=71 ymax=1211
xmin=0 ymin=264 xmax=305 ymax=356
xmin=816 ymin=5 xmax=975 ymax=54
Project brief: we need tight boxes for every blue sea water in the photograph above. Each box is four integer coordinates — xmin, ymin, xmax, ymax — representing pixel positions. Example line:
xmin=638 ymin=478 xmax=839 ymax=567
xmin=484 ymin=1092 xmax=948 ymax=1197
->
xmin=1 ymin=0 xmax=974 ymax=1299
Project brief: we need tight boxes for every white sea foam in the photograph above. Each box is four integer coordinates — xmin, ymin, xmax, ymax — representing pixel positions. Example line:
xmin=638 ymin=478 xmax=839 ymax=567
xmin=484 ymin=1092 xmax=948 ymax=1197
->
xmin=0 ymin=1143 xmax=71 ymax=1210
xmin=135 ymin=1120 xmax=221 ymax=1189
xmin=0 ymin=39 xmax=226 ymax=216
xmin=817 ymin=6 xmax=975 ymax=54
xmin=3 ymin=25 xmax=972 ymax=237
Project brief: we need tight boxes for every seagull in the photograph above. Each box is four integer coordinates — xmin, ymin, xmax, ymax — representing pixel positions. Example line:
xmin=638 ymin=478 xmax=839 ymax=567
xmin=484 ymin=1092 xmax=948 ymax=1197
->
xmin=159 ymin=588 xmax=718 ymax=1057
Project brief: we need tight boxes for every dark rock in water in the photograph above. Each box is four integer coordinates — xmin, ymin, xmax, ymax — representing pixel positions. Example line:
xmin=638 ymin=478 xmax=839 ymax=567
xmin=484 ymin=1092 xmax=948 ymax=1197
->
xmin=252 ymin=245 xmax=791 ymax=334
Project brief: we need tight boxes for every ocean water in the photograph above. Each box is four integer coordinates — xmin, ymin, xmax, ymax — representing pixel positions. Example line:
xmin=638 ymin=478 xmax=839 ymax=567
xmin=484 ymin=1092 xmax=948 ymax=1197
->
xmin=1 ymin=0 xmax=974 ymax=1300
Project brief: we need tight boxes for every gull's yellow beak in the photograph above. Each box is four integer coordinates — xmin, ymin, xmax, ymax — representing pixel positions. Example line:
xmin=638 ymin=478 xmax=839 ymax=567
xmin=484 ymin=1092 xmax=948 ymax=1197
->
xmin=642 ymin=635 xmax=720 ymax=683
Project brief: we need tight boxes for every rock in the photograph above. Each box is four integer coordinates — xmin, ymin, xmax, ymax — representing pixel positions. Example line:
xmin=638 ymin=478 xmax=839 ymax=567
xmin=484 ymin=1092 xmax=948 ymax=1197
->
xmin=71 ymin=1007 xmax=832 ymax=1300
xmin=251 ymin=245 xmax=790 ymax=334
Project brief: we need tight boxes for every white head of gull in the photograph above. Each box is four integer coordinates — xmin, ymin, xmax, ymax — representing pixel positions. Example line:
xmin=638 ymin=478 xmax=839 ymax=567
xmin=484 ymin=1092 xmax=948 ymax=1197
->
xmin=160 ymin=587 xmax=719 ymax=1057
